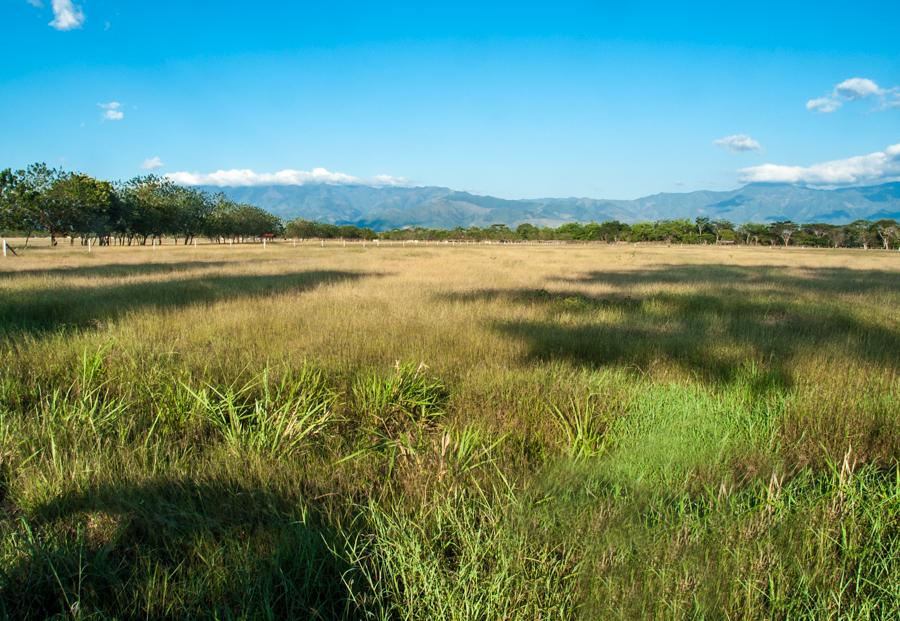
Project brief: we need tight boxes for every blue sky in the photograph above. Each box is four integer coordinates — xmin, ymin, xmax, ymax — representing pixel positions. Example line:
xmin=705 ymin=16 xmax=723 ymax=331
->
xmin=2 ymin=1 xmax=899 ymax=199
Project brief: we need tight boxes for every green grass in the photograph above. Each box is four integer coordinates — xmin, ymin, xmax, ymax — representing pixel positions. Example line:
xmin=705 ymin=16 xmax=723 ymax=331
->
xmin=0 ymin=243 xmax=898 ymax=619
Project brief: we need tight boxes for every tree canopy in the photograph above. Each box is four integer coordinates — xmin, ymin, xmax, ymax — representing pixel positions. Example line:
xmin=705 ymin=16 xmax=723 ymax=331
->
xmin=0 ymin=165 xmax=281 ymax=245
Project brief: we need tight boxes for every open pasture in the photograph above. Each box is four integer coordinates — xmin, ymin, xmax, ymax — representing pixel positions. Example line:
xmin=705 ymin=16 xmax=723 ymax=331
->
xmin=1 ymin=242 xmax=898 ymax=619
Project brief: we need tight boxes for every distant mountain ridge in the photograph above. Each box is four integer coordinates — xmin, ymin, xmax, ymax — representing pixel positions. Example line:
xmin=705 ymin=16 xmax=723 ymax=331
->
xmin=199 ymin=182 xmax=900 ymax=230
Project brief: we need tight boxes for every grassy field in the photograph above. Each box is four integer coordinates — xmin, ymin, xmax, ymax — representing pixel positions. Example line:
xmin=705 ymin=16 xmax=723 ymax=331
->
xmin=1 ymin=241 xmax=898 ymax=619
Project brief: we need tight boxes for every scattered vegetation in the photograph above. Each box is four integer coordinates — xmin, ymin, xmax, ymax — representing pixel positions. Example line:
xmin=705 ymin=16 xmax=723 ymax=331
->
xmin=3 ymin=164 xmax=899 ymax=249
xmin=0 ymin=241 xmax=897 ymax=619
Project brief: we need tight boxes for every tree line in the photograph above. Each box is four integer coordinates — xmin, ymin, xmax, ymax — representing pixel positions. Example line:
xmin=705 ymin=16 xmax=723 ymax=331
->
xmin=374 ymin=218 xmax=900 ymax=249
xmin=2 ymin=164 xmax=898 ymax=249
xmin=0 ymin=164 xmax=281 ymax=246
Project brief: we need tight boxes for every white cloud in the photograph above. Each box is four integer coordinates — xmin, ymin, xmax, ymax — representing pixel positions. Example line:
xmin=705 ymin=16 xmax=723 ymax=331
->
xmin=740 ymin=143 xmax=900 ymax=186
xmin=26 ymin=0 xmax=44 ymax=8
xmin=714 ymin=134 xmax=761 ymax=153
xmin=371 ymin=174 xmax=408 ymax=186
xmin=49 ymin=0 xmax=84 ymax=30
xmin=834 ymin=77 xmax=882 ymax=100
xmin=807 ymin=77 xmax=898 ymax=113
xmin=806 ymin=97 xmax=842 ymax=113
xmin=142 ymin=156 xmax=164 ymax=170
xmin=98 ymin=101 xmax=124 ymax=121
xmin=166 ymin=168 xmax=407 ymax=187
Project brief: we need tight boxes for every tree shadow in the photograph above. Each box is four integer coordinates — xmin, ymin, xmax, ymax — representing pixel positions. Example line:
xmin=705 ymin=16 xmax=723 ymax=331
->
xmin=0 ymin=260 xmax=235 ymax=281
xmin=0 ymin=477 xmax=362 ymax=619
xmin=1 ymin=270 xmax=376 ymax=337
xmin=561 ymin=264 xmax=900 ymax=296
xmin=442 ymin=265 xmax=900 ymax=391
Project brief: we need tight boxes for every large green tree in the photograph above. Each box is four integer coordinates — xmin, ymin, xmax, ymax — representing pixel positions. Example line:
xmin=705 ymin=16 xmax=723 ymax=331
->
xmin=9 ymin=163 xmax=65 ymax=245
xmin=48 ymin=172 xmax=117 ymax=244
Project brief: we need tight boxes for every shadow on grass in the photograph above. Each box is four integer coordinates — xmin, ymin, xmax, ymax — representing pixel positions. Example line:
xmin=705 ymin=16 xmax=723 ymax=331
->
xmin=1 ymin=477 xmax=360 ymax=619
xmin=0 ymin=260 xmax=236 ymax=281
xmin=442 ymin=264 xmax=900 ymax=391
xmin=0 ymin=269 xmax=375 ymax=337
xmin=562 ymin=264 xmax=900 ymax=296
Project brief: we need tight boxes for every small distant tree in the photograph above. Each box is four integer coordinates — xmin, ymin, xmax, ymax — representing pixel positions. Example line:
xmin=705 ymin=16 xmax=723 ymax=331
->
xmin=628 ymin=222 xmax=655 ymax=242
xmin=846 ymin=220 xmax=875 ymax=249
xmin=552 ymin=222 xmax=583 ymax=241
xmin=711 ymin=219 xmax=734 ymax=243
xmin=120 ymin=175 xmax=178 ymax=244
xmin=597 ymin=220 xmax=627 ymax=242
xmin=826 ymin=225 xmax=847 ymax=248
xmin=486 ymin=223 xmax=515 ymax=241
xmin=770 ymin=221 xmax=798 ymax=247
xmin=874 ymin=219 xmax=899 ymax=250
xmin=516 ymin=222 xmax=539 ymax=240
xmin=284 ymin=218 xmax=319 ymax=239
xmin=804 ymin=223 xmax=834 ymax=248
xmin=170 ymin=186 xmax=213 ymax=244
xmin=738 ymin=223 xmax=768 ymax=245
xmin=695 ymin=216 xmax=711 ymax=237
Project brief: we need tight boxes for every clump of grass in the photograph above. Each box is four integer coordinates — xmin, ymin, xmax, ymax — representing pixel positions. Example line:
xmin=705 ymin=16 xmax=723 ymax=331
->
xmin=340 ymin=486 xmax=580 ymax=620
xmin=352 ymin=362 xmax=449 ymax=437
xmin=30 ymin=344 xmax=131 ymax=445
xmin=437 ymin=424 xmax=508 ymax=486
xmin=183 ymin=365 xmax=337 ymax=458
xmin=550 ymin=393 xmax=608 ymax=460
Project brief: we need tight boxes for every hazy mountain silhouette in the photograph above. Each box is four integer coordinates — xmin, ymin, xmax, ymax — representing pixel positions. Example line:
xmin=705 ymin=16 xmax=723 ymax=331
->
xmin=200 ymin=182 xmax=900 ymax=230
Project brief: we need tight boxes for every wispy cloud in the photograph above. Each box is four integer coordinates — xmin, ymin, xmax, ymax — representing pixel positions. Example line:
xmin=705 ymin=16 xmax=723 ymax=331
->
xmin=26 ymin=0 xmax=44 ymax=8
xmin=98 ymin=101 xmax=124 ymax=121
xmin=805 ymin=97 xmax=842 ymax=113
xmin=807 ymin=77 xmax=900 ymax=113
xmin=714 ymin=134 xmax=761 ymax=153
xmin=740 ymin=143 xmax=900 ymax=186
xmin=142 ymin=156 xmax=164 ymax=170
xmin=49 ymin=0 xmax=84 ymax=31
xmin=166 ymin=168 xmax=407 ymax=187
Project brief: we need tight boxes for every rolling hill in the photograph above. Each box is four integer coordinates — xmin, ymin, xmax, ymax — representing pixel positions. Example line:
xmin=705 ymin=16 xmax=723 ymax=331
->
xmin=200 ymin=182 xmax=900 ymax=230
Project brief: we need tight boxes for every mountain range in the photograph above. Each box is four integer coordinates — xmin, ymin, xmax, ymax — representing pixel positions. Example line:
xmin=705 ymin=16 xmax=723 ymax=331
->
xmin=200 ymin=182 xmax=900 ymax=230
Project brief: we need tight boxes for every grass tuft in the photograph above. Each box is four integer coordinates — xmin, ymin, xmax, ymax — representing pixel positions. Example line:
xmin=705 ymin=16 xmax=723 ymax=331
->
xmin=353 ymin=362 xmax=449 ymax=438
xmin=183 ymin=365 xmax=338 ymax=458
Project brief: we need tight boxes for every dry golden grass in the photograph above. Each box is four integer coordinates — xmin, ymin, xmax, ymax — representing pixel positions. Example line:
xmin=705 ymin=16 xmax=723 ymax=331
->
xmin=1 ymin=241 xmax=898 ymax=618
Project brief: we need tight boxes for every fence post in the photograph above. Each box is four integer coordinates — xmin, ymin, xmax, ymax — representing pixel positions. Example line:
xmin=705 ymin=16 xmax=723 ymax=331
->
xmin=2 ymin=239 xmax=6 ymax=257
